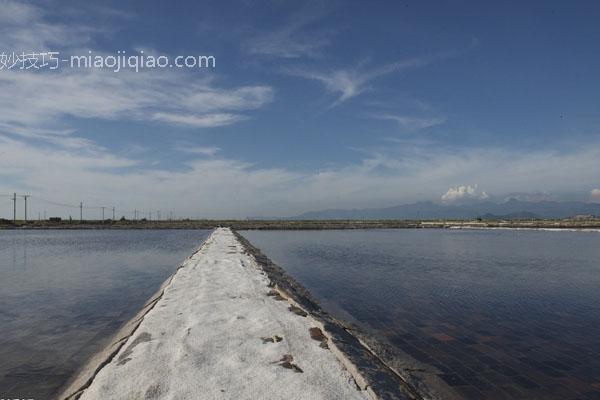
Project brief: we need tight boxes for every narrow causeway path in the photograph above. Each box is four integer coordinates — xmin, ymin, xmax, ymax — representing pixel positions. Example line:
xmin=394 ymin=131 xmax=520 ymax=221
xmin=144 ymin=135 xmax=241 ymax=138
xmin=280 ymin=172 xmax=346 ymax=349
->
xmin=74 ymin=228 xmax=370 ymax=400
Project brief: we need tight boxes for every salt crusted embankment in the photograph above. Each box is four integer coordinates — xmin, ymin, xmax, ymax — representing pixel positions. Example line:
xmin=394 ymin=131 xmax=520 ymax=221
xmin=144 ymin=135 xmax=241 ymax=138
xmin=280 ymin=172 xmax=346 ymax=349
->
xmin=61 ymin=228 xmax=390 ymax=400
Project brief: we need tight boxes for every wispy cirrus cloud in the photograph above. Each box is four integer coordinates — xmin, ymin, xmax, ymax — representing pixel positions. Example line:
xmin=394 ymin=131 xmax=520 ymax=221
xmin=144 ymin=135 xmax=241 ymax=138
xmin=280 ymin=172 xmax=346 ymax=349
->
xmin=244 ymin=3 xmax=333 ymax=59
xmin=182 ymin=86 xmax=274 ymax=112
xmin=373 ymin=114 xmax=446 ymax=131
xmin=284 ymin=56 xmax=439 ymax=106
xmin=0 ymin=0 xmax=95 ymax=50
xmin=0 ymin=0 xmax=39 ymax=24
xmin=0 ymin=0 xmax=274 ymax=151
xmin=0 ymin=68 xmax=273 ymax=134
xmin=174 ymin=145 xmax=221 ymax=156
xmin=152 ymin=112 xmax=248 ymax=128
xmin=285 ymin=40 xmax=479 ymax=106
xmin=0 ymin=135 xmax=136 ymax=173
xmin=0 ymin=122 xmax=95 ymax=150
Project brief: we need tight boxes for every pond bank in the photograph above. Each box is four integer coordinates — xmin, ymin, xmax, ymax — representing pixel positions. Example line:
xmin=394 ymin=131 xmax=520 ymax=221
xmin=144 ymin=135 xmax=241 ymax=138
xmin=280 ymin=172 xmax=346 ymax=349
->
xmin=3 ymin=218 xmax=600 ymax=231
xmin=59 ymin=228 xmax=413 ymax=400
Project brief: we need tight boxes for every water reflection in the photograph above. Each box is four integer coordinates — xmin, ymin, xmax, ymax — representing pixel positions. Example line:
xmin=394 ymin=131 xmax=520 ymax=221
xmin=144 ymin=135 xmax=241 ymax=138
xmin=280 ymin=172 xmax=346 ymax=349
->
xmin=242 ymin=229 xmax=600 ymax=400
xmin=0 ymin=229 xmax=209 ymax=399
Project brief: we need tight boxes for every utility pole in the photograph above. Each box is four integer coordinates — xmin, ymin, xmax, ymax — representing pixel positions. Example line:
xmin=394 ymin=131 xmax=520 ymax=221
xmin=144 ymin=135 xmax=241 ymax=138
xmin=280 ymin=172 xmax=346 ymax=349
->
xmin=101 ymin=206 xmax=105 ymax=221
xmin=112 ymin=207 xmax=115 ymax=220
xmin=157 ymin=210 xmax=160 ymax=221
xmin=79 ymin=202 xmax=83 ymax=222
xmin=21 ymin=195 xmax=30 ymax=222
xmin=12 ymin=193 xmax=16 ymax=222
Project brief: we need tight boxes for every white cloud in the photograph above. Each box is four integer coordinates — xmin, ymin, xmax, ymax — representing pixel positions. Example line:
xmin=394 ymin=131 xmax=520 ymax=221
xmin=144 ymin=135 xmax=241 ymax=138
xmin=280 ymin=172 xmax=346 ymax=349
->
xmin=0 ymin=68 xmax=273 ymax=131
xmin=441 ymin=184 xmax=489 ymax=202
xmin=591 ymin=189 xmax=600 ymax=202
xmin=374 ymin=114 xmax=446 ymax=131
xmin=1 ymin=2 xmax=599 ymax=218
xmin=0 ymin=0 xmax=274 ymax=142
xmin=185 ymin=86 xmax=274 ymax=112
xmin=174 ymin=145 xmax=221 ymax=156
xmin=285 ymin=41 xmax=478 ymax=106
xmin=244 ymin=4 xmax=332 ymax=58
xmin=0 ymin=0 xmax=94 ymax=50
xmin=0 ymin=135 xmax=136 ymax=172
xmin=0 ymin=0 xmax=39 ymax=24
xmin=152 ymin=112 xmax=247 ymax=128
xmin=3 ymin=136 xmax=600 ymax=218
xmin=285 ymin=55 xmax=447 ymax=106
xmin=287 ymin=69 xmax=366 ymax=104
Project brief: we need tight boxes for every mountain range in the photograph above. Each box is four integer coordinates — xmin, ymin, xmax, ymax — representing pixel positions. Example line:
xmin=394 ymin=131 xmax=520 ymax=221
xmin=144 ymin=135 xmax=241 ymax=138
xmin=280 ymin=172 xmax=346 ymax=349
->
xmin=291 ymin=199 xmax=600 ymax=220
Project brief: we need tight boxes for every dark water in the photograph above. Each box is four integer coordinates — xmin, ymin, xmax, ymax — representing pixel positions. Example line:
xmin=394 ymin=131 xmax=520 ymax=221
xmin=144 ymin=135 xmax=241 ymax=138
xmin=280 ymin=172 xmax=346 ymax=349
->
xmin=0 ymin=229 xmax=209 ymax=399
xmin=242 ymin=229 xmax=600 ymax=400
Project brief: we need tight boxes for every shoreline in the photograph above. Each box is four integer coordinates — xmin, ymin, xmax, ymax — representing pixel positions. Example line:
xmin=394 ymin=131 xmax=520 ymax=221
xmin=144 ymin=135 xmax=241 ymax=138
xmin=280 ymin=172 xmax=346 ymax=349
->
xmin=233 ymin=230 xmax=424 ymax=400
xmin=2 ymin=219 xmax=600 ymax=231
xmin=57 ymin=240 xmax=208 ymax=400
xmin=234 ymin=231 xmax=480 ymax=400
xmin=60 ymin=228 xmax=412 ymax=400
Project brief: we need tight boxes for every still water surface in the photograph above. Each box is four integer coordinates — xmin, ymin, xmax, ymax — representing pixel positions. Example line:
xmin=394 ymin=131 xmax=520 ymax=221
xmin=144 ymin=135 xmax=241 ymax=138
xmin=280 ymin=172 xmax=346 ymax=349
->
xmin=0 ymin=229 xmax=209 ymax=399
xmin=242 ymin=229 xmax=600 ymax=400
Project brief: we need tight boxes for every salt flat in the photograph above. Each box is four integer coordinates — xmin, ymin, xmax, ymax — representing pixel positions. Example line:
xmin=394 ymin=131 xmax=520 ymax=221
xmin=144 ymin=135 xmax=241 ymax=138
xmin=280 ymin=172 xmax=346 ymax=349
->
xmin=74 ymin=228 xmax=369 ymax=400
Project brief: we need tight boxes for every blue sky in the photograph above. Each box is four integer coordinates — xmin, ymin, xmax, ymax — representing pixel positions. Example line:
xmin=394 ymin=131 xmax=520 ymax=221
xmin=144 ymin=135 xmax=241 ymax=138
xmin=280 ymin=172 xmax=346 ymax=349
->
xmin=1 ymin=0 xmax=600 ymax=218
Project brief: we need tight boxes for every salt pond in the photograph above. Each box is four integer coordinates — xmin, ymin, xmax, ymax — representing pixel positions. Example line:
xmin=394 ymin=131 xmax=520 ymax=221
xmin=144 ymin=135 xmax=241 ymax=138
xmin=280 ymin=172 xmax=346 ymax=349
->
xmin=242 ymin=228 xmax=600 ymax=400
xmin=0 ymin=229 xmax=209 ymax=399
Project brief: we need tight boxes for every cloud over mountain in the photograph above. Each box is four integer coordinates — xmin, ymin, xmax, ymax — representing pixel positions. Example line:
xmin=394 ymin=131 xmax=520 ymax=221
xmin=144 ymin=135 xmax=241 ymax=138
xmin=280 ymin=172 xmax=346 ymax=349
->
xmin=441 ymin=185 xmax=489 ymax=203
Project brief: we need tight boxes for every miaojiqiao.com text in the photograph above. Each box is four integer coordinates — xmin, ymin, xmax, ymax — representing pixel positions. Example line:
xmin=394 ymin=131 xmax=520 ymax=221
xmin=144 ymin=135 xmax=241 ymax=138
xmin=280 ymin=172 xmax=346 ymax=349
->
xmin=0 ymin=50 xmax=215 ymax=72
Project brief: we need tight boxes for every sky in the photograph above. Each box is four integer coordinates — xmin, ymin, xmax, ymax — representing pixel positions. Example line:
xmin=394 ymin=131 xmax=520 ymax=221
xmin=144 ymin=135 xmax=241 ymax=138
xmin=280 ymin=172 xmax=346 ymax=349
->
xmin=1 ymin=0 xmax=600 ymax=219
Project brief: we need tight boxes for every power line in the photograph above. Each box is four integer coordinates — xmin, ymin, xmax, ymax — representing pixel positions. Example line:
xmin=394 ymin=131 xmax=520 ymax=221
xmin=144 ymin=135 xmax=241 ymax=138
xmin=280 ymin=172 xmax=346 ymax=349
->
xmin=32 ymin=196 xmax=79 ymax=209
xmin=3 ymin=193 xmax=177 ymax=221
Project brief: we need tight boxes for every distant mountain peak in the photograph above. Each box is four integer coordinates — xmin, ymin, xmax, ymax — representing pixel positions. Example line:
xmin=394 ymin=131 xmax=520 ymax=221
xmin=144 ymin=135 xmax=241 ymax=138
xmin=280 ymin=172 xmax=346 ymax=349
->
xmin=291 ymin=200 xmax=600 ymax=220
